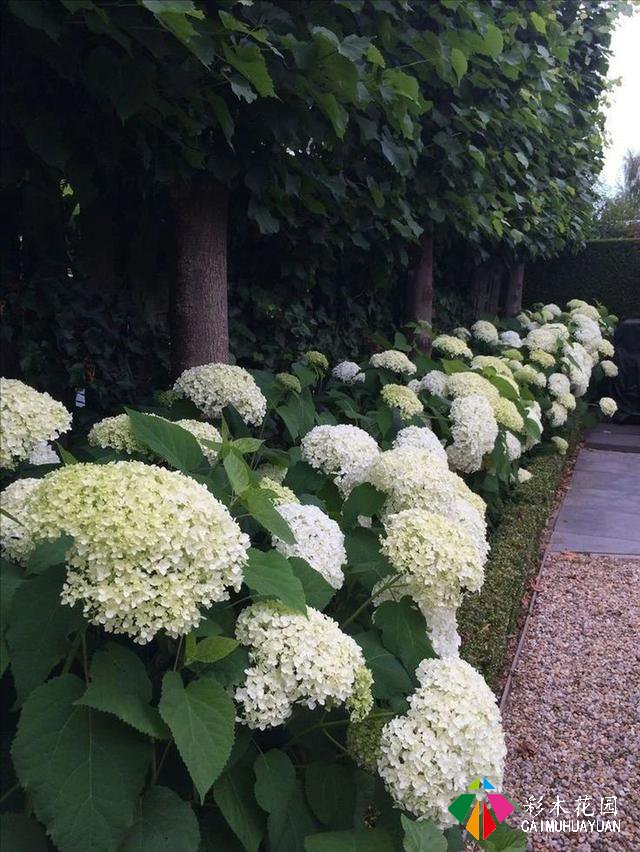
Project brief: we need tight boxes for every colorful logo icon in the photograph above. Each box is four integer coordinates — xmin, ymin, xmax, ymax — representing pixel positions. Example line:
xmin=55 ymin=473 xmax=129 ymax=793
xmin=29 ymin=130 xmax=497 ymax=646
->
xmin=448 ymin=778 xmax=515 ymax=841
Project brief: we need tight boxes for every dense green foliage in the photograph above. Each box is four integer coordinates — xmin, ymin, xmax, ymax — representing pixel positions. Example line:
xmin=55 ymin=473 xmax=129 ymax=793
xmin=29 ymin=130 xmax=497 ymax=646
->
xmin=459 ymin=416 xmax=582 ymax=688
xmin=525 ymin=238 xmax=640 ymax=319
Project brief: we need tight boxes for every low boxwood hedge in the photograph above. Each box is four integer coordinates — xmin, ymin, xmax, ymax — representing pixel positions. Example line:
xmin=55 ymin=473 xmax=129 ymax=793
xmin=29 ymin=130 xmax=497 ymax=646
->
xmin=459 ymin=417 xmax=582 ymax=689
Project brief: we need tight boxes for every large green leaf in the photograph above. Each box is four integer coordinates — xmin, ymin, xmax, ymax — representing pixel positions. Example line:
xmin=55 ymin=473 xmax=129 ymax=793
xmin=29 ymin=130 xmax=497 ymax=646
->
xmin=224 ymin=452 xmax=252 ymax=495
xmin=344 ymin=529 xmax=392 ymax=592
xmin=353 ymin=631 xmax=413 ymax=700
xmin=305 ymin=829 xmax=395 ymax=851
xmin=450 ymin=48 xmax=468 ymax=84
xmin=158 ymin=672 xmax=235 ymax=801
xmin=477 ymin=823 xmax=527 ymax=851
xmin=76 ymin=643 xmax=168 ymax=739
xmin=121 ymin=786 xmax=200 ymax=852
xmin=374 ymin=598 xmax=434 ymax=677
xmin=7 ymin=566 xmax=85 ymax=703
xmin=26 ymin=534 xmax=73 ymax=574
xmin=254 ymin=749 xmax=295 ymax=813
xmin=126 ymin=408 xmax=206 ymax=472
xmin=185 ymin=634 xmax=239 ymax=665
xmin=288 ymin=556 xmax=334 ymax=610
xmin=482 ymin=25 xmax=504 ymax=59
xmin=305 ymin=763 xmax=356 ymax=830
xmin=12 ymin=675 xmax=150 ymax=852
xmin=342 ymin=484 xmax=386 ymax=526
xmin=401 ymin=815 xmax=447 ymax=852
xmin=214 ymin=763 xmax=266 ymax=852
xmin=240 ymin=487 xmax=295 ymax=544
xmin=222 ymin=43 xmax=275 ymax=97
xmin=255 ymin=751 xmax=317 ymax=852
xmin=243 ymin=548 xmax=306 ymax=614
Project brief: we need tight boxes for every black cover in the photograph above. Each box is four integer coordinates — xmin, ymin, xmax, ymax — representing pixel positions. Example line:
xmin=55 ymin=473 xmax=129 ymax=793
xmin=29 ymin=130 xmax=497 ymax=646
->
xmin=613 ymin=318 xmax=640 ymax=418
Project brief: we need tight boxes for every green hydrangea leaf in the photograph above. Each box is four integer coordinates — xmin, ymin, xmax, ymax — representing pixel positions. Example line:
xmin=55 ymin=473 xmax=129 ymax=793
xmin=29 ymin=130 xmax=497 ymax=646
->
xmin=121 ymin=786 xmax=200 ymax=852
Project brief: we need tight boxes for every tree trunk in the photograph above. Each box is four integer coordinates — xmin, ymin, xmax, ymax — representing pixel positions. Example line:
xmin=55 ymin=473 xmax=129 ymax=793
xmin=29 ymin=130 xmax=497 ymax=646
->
xmin=78 ymin=200 xmax=120 ymax=292
xmin=127 ymin=208 xmax=164 ymax=328
xmin=473 ymin=263 xmax=502 ymax=316
xmin=408 ymin=232 xmax=433 ymax=351
xmin=170 ymin=179 xmax=229 ymax=378
xmin=503 ymin=263 xmax=525 ymax=316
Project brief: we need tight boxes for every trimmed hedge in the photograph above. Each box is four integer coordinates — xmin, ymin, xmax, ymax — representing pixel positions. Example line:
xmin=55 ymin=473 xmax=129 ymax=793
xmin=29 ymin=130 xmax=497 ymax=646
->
xmin=525 ymin=238 xmax=640 ymax=319
xmin=459 ymin=417 xmax=582 ymax=689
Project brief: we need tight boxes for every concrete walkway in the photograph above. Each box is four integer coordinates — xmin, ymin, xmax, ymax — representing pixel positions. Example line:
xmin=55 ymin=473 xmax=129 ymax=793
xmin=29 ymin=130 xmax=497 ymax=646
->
xmin=548 ymin=425 xmax=640 ymax=556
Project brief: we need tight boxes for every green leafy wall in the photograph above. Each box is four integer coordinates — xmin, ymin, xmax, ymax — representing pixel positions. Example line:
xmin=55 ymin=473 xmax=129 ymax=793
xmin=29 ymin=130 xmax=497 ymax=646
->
xmin=525 ymin=238 xmax=640 ymax=318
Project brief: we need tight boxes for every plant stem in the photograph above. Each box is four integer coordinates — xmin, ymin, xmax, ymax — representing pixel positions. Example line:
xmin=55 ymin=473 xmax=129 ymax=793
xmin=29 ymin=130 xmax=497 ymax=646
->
xmin=284 ymin=711 xmax=395 ymax=750
xmin=173 ymin=636 xmax=183 ymax=671
xmin=0 ymin=783 xmax=19 ymax=805
xmin=61 ymin=630 xmax=84 ymax=675
xmin=340 ymin=574 xmax=401 ymax=629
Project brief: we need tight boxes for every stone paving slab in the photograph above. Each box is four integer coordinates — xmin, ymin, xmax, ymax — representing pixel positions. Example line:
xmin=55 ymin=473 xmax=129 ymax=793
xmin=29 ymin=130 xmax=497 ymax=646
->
xmin=584 ymin=423 xmax=640 ymax=453
xmin=548 ymin=448 xmax=640 ymax=556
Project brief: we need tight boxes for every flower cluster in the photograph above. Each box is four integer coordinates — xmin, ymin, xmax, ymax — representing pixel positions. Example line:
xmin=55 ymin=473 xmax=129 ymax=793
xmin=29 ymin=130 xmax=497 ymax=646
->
xmin=599 ymin=397 xmax=617 ymax=417
xmin=369 ymin=350 xmax=416 ymax=375
xmin=0 ymin=477 xmax=43 ymax=561
xmin=493 ymin=398 xmax=524 ymax=433
xmin=432 ymin=334 xmax=473 ymax=360
xmin=499 ymin=330 xmax=523 ymax=348
xmin=304 ymin=351 xmax=329 ymax=372
xmin=173 ymin=363 xmax=267 ymax=426
xmin=234 ymin=602 xmax=372 ymax=729
xmin=414 ymin=369 xmax=448 ymax=397
xmin=332 ymin=361 xmax=365 ymax=384
xmin=28 ymin=442 xmax=60 ymax=466
xmin=524 ymin=327 xmax=561 ymax=353
xmin=273 ymin=502 xmax=346 ymax=589
xmin=380 ymin=509 xmax=485 ymax=610
xmin=380 ymin=384 xmax=422 ymax=419
xmin=301 ymin=424 xmax=380 ymax=496
xmin=392 ymin=426 xmax=447 ymax=466
xmin=446 ymin=395 xmax=498 ymax=474
xmin=562 ymin=342 xmax=593 ymax=397
xmin=529 ymin=349 xmax=556 ymax=369
xmin=551 ymin=436 xmax=568 ymax=455
xmin=548 ymin=372 xmax=571 ymax=398
xmin=0 ymin=378 xmax=72 ymax=470
xmin=546 ymin=401 xmax=569 ymax=427
xmin=471 ymin=355 xmax=513 ymax=377
xmin=377 ymin=657 xmax=506 ymax=826
xmin=276 ymin=372 xmax=301 ymax=393
xmin=258 ymin=477 xmax=299 ymax=506
xmin=10 ymin=461 xmax=249 ymax=643
xmin=601 ymin=360 xmax=618 ymax=377
xmin=513 ymin=365 xmax=547 ymax=388
xmin=471 ymin=320 xmax=499 ymax=345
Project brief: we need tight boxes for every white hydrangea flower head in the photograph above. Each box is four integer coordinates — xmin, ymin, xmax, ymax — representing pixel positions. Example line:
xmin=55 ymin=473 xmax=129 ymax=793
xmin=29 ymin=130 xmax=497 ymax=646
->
xmin=446 ymin=395 xmax=498 ymax=474
xmin=380 ymin=384 xmax=423 ymax=420
xmin=499 ymin=330 xmax=523 ymax=348
xmin=432 ymin=335 xmax=473 ymax=360
xmin=452 ymin=326 xmax=471 ymax=341
xmin=0 ymin=477 xmax=43 ymax=561
xmin=418 ymin=370 xmax=448 ymax=397
xmin=516 ymin=312 xmax=537 ymax=331
xmin=276 ymin=372 xmax=302 ymax=393
xmin=0 ymin=378 xmax=72 ymax=470
xmin=471 ymin=320 xmax=499 ymax=345
xmin=419 ymin=604 xmax=460 ymax=658
xmin=393 ymin=426 xmax=447 ymax=465
xmin=235 ymin=602 xmax=372 ymax=729
xmin=173 ymin=363 xmax=267 ymax=426
xmin=517 ymin=468 xmax=533 ymax=484
xmin=570 ymin=304 xmax=600 ymax=321
xmin=273 ymin=503 xmax=346 ymax=589
xmin=598 ymin=339 xmax=614 ymax=358
xmin=380 ymin=509 xmax=485 ymax=609
xmin=514 ymin=365 xmax=547 ymax=388
xmin=600 ymin=360 xmax=618 ymax=378
xmin=557 ymin=393 xmax=576 ymax=412
xmin=571 ymin=313 xmax=602 ymax=353
xmin=567 ymin=298 xmax=589 ymax=310
xmin=548 ymin=373 xmax=571 ymax=398
xmin=524 ymin=327 xmax=560 ymax=353
xmin=445 ymin=372 xmax=501 ymax=404
xmin=369 ymin=350 xmax=417 ymax=375
xmin=546 ymin=401 xmax=569 ymax=427
xmin=88 ymin=414 xmax=222 ymax=463
xmin=493 ymin=398 xmax=525 ymax=433
xmin=551 ymin=436 xmax=568 ymax=455
xmin=332 ymin=361 xmax=365 ymax=384
xmin=301 ymin=424 xmax=380 ymax=496
xmin=503 ymin=348 xmax=523 ymax=362
xmin=505 ymin=431 xmax=523 ymax=461
xmin=377 ymin=657 xmax=505 ymax=826
xmin=529 ymin=350 xmax=556 ymax=369
xmin=28 ymin=442 xmax=61 ymax=466
xmin=15 ymin=461 xmax=249 ymax=643
xmin=599 ymin=397 xmax=617 ymax=417
xmin=471 ymin=355 xmax=513 ymax=377
xmin=543 ymin=303 xmax=562 ymax=318
xmin=562 ymin=342 xmax=592 ymax=397
xmin=258 ymin=478 xmax=299 ymax=506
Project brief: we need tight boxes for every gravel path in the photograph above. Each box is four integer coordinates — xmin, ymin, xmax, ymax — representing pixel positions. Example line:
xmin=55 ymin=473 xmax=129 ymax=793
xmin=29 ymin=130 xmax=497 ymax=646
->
xmin=502 ymin=553 xmax=640 ymax=851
